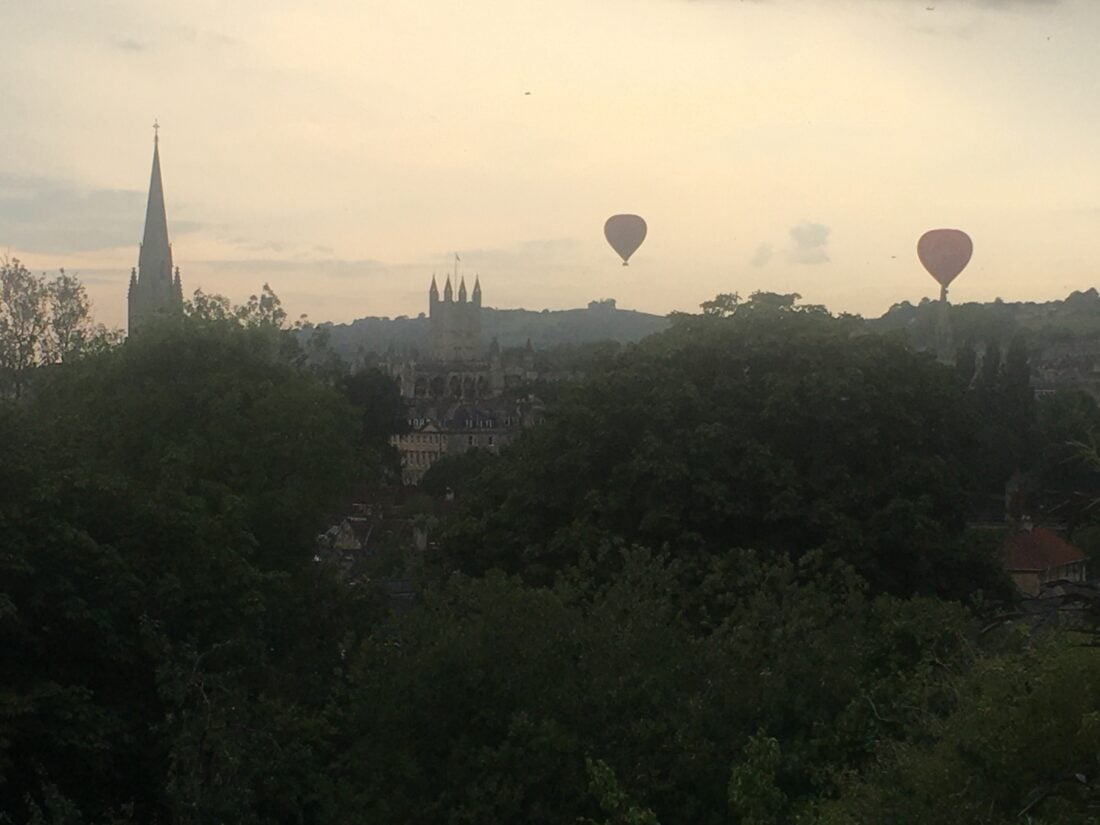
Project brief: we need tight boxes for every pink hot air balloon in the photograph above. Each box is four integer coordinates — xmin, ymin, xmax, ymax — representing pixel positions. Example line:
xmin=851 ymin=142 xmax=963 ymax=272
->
xmin=918 ymin=229 xmax=972 ymax=298
xmin=604 ymin=214 xmax=647 ymax=266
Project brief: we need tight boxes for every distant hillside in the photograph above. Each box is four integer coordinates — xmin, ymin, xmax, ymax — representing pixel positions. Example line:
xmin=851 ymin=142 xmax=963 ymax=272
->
xmin=316 ymin=290 xmax=1100 ymax=397
xmin=871 ymin=288 xmax=1100 ymax=396
xmin=319 ymin=299 xmax=669 ymax=361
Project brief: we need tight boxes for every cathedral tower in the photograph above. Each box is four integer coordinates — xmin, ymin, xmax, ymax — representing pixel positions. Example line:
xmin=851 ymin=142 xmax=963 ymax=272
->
xmin=428 ymin=271 xmax=481 ymax=361
xmin=128 ymin=124 xmax=183 ymax=333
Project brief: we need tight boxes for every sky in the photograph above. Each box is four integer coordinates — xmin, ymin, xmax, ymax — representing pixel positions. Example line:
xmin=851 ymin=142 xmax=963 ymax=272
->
xmin=1 ymin=0 xmax=1098 ymax=328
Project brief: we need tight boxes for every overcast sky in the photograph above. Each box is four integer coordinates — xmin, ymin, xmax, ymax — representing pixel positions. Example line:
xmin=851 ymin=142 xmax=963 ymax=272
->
xmin=2 ymin=0 xmax=1098 ymax=327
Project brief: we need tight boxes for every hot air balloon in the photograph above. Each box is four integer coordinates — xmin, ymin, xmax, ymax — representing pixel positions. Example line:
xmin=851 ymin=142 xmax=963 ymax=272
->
xmin=604 ymin=214 xmax=647 ymax=266
xmin=918 ymin=229 xmax=972 ymax=300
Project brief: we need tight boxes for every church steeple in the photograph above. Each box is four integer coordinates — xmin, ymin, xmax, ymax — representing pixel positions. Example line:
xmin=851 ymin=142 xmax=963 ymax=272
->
xmin=444 ymin=276 xmax=453 ymax=302
xmin=458 ymin=276 xmax=467 ymax=303
xmin=138 ymin=126 xmax=172 ymax=283
xmin=128 ymin=121 xmax=183 ymax=333
xmin=472 ymin=275 xmax=482 ymax=308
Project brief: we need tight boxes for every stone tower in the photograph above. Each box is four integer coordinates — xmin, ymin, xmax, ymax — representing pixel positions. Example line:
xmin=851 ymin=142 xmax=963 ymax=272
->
xmin=429 ymin=273 xmax=481 ymax=361
xmin=127 ymin=126 xmax=183 ymax=333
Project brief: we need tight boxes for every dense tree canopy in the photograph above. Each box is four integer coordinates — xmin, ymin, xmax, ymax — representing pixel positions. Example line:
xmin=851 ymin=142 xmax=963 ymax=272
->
xmin=440 ymin=295 xmax=1004 ymax=599
xmin=3 ymin=279 xmax=1097 ymax=823
xmin=0 ymin=302 xmax=390 ymax=823
xmin=332 ymin=550 xmax=985 ymax=824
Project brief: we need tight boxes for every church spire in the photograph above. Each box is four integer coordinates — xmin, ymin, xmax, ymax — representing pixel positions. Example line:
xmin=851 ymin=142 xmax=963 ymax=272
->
xmin=444 ymin=275 xmax=453 ymax=302
xmin=458 ymin=276 xmax=467 ymax=303
xmin=138 ymin=124 xmax=172 ymax=285
xmin=472 ymin=275 xmax=482 ymax=307
xmin=128 ymin=122 xmax=183 ymax=332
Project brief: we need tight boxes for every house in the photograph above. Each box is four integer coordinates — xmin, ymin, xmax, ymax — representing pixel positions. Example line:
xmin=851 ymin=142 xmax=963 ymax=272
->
xmin=316 ymin=514 xmax=375 ymax=569
xmin=1003 ymin=526 xmax=1088 ymax=596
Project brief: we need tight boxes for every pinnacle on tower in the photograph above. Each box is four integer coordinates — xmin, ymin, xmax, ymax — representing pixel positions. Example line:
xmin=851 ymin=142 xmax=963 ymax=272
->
xmin=444 ymin=276 xmax=453 ymax=302
xmin=472 ymin=275 xmax=482 ymax=307
xmin=458 ymin=276 xmax=467 ymax=303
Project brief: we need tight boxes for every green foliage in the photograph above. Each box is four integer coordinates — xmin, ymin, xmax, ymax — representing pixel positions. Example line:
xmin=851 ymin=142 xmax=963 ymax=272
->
xmin=31 ymin=317 xmax=359 ymax=570
xmin=0 ymin=259 xmax=121 ymax=396
xmin=700 ymin=291 xmax=740 ymax=317
xmin=877 ymin=289 xmax=1100 ymax=349
xmin=332 ymin=548 xmax=983 ymax=824
xmin=184 ymin=283 xmax=286 ymax=329
xmin=529 ymin=339 xmax=622 ymax=374
xmin=582 ymin=758 xmax=660 ymax=825
xmin=440 ymin=300 xmax=1001 ymax=598
xmin=340 ymin=367 xmax=406 ymax=482
xmin=1035 ymin=390 xmax=1100 ymax=533
xmin=824 ymin=641 xmax=1100 ymax=824
xmin=959 ymin=334 xmax=1040 ymax=503
xmin=2 ymin=280 xmax=1092 ymax=823
xmin=728 ymin=731 xmax=786 ymax=825
xmin=0 ymin=298 xmax=383 ymax=823
xmin=419 ymin=448 xmax=499 ymax=498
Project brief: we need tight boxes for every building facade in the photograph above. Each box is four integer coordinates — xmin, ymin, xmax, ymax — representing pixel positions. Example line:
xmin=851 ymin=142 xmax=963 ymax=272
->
xmin=389 ymin=277 xmax=544 ymax=484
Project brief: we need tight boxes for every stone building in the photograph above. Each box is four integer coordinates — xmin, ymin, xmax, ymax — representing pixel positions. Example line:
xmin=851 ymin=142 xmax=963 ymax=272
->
xmin=389 ymin=277 xmax=539 ymax=404
xmin=392 ymin=398 xmax=545 ymax=484
xmin=430 ymin=273 xmax=481 ymax=361
xmin=127 ymin=127 xmax=183 ymax=333
xmin=389 ymin=276 xmax=544 ymax=484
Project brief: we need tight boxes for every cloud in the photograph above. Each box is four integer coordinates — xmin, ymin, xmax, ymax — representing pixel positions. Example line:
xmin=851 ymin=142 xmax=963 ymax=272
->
xmin=194 ymin=256 xmax=391 ymax=280
xmin=222 ymin=236 xmax=291 ymax=254
xmin=787 ymin=221 xmax=830 ymax=265
xmin=114 ymin=38 xmax=146 ymax=52
xmin=750 ymin=243 xmax=773 ymax=267
xmin=65 ymin=272 xmax=127 ymax=286
xmin=455 ymin=238 xmax=583 ymax=268
xmin=0 ymin=174 xmax=200 ymax=254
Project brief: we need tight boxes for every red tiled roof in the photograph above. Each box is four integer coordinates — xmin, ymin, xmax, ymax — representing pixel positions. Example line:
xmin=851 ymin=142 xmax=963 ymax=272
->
xmin=1003 ymin=527 xmax=1086 ymax=572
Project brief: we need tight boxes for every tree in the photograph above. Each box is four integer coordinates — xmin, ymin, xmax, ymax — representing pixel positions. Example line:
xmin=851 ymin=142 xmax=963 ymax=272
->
xmin=0 ymin=258 xmax=50 ymax=381
xmin=0 ymin=309 xmax=383 ymax=822
xmin=824 ymin=641 xmax=1100 ymax=824
xmin=419 ymin=449 xmax=498 ymax=498
xmin=0 ymin=260 xmax=120 ymax=397
xmin=332 ymin=548 xmax=982 ymax=824
xmin=438 ymin=300 xmax=1001 ymax=598
xmin=728 ymin=731 xmax=786 ymax=825
xmin=700 ymin=292 xmax=740 ymax=317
